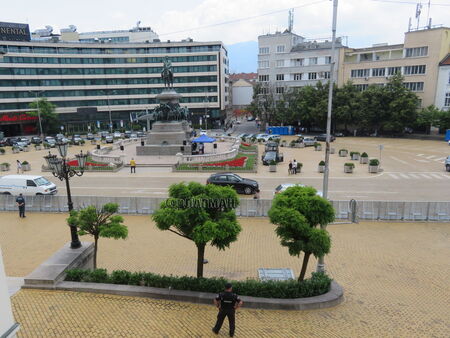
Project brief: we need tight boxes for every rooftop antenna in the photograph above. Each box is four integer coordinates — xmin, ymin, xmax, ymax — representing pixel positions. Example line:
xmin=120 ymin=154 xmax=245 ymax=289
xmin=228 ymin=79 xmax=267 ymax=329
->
xmin=426 ymin=0 xmax=431 ymax=28
xmin=415 ymin=1 xmax=422 ymax=29
xmin=288 ymin=8 xmax=294 ymax=32
xmin=408 ymin=17 xmax=412 ymax=32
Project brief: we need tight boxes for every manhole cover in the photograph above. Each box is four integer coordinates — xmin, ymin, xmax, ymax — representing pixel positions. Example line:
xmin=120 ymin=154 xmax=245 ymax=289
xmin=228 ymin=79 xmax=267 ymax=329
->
xmin=258 ymin=268 xmax=295 ymax=281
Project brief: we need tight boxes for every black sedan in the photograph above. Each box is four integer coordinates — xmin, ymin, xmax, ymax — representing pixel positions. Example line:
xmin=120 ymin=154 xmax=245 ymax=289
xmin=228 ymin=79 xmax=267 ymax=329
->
xmin=206 ymin=173 xmax=259 ymax=195
xmin=31 ymin=136 xmax=42 ymax=144
xmin=315 ymin=134 xmax=336 ymax=142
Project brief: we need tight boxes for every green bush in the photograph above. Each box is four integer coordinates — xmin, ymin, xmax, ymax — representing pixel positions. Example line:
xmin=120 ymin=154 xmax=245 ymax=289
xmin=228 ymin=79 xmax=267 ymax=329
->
xmin=0 ymin=148 xmax=5 ymax=154
xmin=344 ymin=162 xmax=355 ymax=168
xmin=369 ymin=159 xmax=380 ymax=166
xmin=21 ymin=161 xmax=29 ymax=165
xmin=1 ymin=162 xmax=10 ymax=167
xmin=361 ymin=152 xmax=368 ymax=157
xmin=290 ymin=140 xmax=297 ymax=147
xmin=297 ymin=162 xmax=303 ymax=168
xmin=64 ymin=269 xmax=332 ymax=299
xmin=339 ymin=149 xmax=347 ymax=153
xmin=314 ymin=142 xmax=321 ymax=148
xmin=269 ymin=160 xmax=277 ymax=165
xmin=240 ymin=137 xmax=246 ymax=142
xmin=319 ymin=161 xmax=325 ymax=166
xmin=350 ymin=151 xmax=360 ymax=157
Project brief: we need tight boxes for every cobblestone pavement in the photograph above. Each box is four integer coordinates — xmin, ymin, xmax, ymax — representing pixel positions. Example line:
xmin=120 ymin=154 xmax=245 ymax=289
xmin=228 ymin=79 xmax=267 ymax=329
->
xmin=2 ymin=213 xmax=449 ymax=337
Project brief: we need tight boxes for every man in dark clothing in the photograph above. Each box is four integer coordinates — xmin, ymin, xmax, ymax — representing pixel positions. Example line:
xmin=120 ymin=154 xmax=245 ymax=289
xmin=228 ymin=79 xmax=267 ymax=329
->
xmin=212 ymin=283 xmax=243 ymax=337
xmin=16 ymin=193 xmax=26 ymax=218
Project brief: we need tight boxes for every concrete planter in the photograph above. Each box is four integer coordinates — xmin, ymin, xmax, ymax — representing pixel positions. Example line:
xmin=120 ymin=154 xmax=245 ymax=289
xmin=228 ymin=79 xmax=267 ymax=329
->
xmin=0 ymin=164 xmax=10 ymax=171
xmin=269 ymin=164 xmax=277 ymax=172
xmin=368 ymin=165 xmax=379 ymax=173
xmin=35 ymin=145 xmax=42 ymax=151
xmin=23 ymin=146 xmax=29 ymax=152
xmin=318 ymin=165 xmax=325 ymax=173
xmin=296 ymin=166 xmax=302 ymax=173
xmin=315 ymin=145 xmax=322 ymax=151
xmin=91 ymin=140 xmax=97 ymax=145
xmin=351 ymin=154 xmax=360 ymax=160
xmin=330 ymin=148 xmax=335 ymax=154
xmin=360 ymin=157 xmax=368 ymax=164
xmin=12 ymin=148 xmax=20 ymax=154
xmin=339 ymin=150 xmax=348 ymax=157
xmin=22 ymin=164 xmax=31 ymax=171
xmin=344 ymin=165 xmax=354 ymax=173
xmin=298 ymin=143 xmax=305 ymax=148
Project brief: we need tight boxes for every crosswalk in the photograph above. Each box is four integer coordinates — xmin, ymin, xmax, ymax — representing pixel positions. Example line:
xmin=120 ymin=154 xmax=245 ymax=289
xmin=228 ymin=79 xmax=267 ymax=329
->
xmin=416 ymin=154 xmax=447 ymax=163
xmin=386 ymin=172 xmax=449 ymax=180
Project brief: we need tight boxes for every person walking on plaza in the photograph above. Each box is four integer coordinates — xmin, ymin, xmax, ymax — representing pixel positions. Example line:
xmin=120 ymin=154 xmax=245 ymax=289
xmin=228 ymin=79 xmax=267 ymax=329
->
xmin=212 ymin=283 xmax=243 ymax=337
xmin=292 ymin=159 xmax=297 ymax=174
xmin=288 ymin=161 xmax=293 ymax=175
xmin=130 ymin=158 xmax=136 ymax=173
xmin=16 ymin=160 xmax=22 ymax=174
xmin=16 ymin=193 xmax=26 ymax=218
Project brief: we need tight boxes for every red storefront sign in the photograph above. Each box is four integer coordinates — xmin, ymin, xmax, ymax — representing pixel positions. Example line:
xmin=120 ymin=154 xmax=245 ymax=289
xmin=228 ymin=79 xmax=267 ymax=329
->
xmin=0 ymin=113 xmax=38 ymax=123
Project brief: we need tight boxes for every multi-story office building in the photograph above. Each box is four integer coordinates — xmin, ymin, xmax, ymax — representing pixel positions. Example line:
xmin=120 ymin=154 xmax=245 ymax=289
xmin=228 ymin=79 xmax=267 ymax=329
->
xmin=435 ymin=54 xmax=450 ymax=111
xmin=257 ymin=30 xmax=344 ymax=95
xmin=0 ymin=22 xmax=229 ymax=136
xmin=340 ymin=26 xmax=450 ymax=108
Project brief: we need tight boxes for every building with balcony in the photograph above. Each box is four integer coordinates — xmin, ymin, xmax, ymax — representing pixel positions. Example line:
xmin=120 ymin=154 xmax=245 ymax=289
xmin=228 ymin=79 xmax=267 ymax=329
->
xmin=0 ymin=23 xmax=229 ymax=136
xmin=435 ymin=54 xmax=450 ymax=111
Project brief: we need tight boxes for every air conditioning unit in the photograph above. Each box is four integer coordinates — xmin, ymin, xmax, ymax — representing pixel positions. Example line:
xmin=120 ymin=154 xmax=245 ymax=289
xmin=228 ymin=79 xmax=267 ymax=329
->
xmin=364 ymin=77 xmax=369 ymax=81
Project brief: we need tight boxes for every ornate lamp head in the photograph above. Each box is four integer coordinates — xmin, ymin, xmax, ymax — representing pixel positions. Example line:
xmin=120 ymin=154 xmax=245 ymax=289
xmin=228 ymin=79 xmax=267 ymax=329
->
xmin=56 ymin=141 xmax=68 ymax=158
xmin=75 ymin=150 xmax=88 ymax=170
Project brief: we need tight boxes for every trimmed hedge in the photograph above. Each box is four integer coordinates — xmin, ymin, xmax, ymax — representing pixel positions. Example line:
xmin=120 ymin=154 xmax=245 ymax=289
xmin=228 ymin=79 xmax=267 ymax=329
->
xmin=65 ymin=269 xmax=332 ymax=299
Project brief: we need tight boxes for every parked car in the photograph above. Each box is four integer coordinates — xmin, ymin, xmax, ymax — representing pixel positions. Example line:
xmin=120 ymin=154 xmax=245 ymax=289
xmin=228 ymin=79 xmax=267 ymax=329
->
xmin=262 ymin=151 xmax=277 ymax=165
xmin=137 ymin=131 xmax=145 ymax=138
xmin=445 ymin=156 xmax=450 ymax=172
xmin=206 ymin=173 xmax=259 ymax=195
xmin=334 ymin=132 xmax=345 ymax=137
xmin=274 ymin=183 xmax=323 ymax=197
xmin=31 ymin=136 xmax=42 ymax=144
xmin=44 ymin=136 xmax=56 ymax=147
xmin=0 ymin=138 xmax=7 ymax=147
xmin=14 ymin=141 xmax=28 ymax=150
xmin=302 ymin=137 xmax=316 ymax=146
xmin=72 ymin=136 xmax=83 ymax=145
xmin=113 ymin=131 xmax=122 ymax=138
xmin=0 ymin=175 xmax=57 ymax=195
xmin=100 ymin=131 xmax=109 ymax=139
xmin=56 ymin=133 xmax=64 ymax=141
xmin=6 ymin=137 xmax=20 ymax=146
xmin=124 ymin=131 xmax=132 ymax=138
xmin=86 ymin=133 xmax=94 ymax=140
xmin=315 ymin=134 xmax=336 ymax=142
xmin=247 ymin=116 xmax=255 ymax=121
xmin=130 ymin=133 xmax=138 ymax=139
xmin=238 ymin=133 xmax=249 ymax=139
xmin=19 ymin=137 xmax=30 ymax=145
xmin=199 ymin=129 xmax=207 ymax=136
xmin=105 ymin=135 xmax=114 ymax=143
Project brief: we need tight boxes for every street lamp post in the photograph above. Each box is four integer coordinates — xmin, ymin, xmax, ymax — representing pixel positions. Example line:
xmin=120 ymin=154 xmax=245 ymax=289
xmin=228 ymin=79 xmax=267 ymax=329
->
xmin=29 ymin=90 xmax=45 ymax=139
xmin=44 ymin=143 xmax=88 ymax=249
xmin=100 ymin=90 xmax=114 ymax=133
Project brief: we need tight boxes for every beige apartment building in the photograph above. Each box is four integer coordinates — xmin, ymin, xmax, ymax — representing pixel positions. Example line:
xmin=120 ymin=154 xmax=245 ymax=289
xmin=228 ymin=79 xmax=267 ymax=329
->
xmin=339 ymin=26 xmax=450 ymax=108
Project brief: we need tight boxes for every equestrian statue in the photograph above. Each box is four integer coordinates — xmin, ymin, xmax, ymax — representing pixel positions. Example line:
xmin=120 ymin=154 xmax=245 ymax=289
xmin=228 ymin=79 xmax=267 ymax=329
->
xmin=161 ymin=56 xmax=174 ymax=88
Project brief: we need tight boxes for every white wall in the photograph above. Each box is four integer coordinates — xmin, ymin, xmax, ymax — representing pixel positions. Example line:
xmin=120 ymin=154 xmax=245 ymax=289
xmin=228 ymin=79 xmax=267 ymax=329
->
xmin=435 ymin=65 xmax=450 ymax=110
xmin=0 ymin=246 xmax=17 ymax=337
xmin=232 ymin=86 xmax=253 ymax=106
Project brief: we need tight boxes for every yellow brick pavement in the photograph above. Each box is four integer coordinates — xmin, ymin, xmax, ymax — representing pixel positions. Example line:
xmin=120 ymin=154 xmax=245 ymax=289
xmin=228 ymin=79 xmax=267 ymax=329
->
xmin=1 ymin=213 xmax=449 ymax=337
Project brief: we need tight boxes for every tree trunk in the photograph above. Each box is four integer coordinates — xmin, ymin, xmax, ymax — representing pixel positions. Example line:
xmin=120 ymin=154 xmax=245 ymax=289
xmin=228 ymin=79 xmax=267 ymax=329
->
xmin=196 ymin=243 xmax=206 ymax=278
xmin=93 ymin=236 xmax=98 ymax=270
xmin=298 ymin=252 xmax=311 ymax=281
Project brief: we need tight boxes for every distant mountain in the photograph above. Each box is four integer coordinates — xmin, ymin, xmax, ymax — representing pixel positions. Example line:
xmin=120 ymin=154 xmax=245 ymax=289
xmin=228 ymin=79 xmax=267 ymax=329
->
xmin=226 ymin=41 xmax=257 ymax=74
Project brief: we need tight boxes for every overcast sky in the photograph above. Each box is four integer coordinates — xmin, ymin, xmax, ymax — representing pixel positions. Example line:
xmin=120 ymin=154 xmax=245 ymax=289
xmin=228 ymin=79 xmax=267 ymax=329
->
xmin=2 ymin=0 xmax=450 ymax=71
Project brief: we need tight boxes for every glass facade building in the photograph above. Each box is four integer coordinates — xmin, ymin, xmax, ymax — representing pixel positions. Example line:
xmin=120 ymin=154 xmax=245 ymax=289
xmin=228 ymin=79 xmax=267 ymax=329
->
xmin=0 ymin=39 xmax=229 ymax=135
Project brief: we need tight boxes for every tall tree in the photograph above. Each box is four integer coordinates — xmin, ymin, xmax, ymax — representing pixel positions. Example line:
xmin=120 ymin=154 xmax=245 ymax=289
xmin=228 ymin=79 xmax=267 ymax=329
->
xmin=416 ymin=105 xmax=447 ymax=133
xmin=28 ymin=98 xmax=59 ymax=134
xmin=248 ymin=83 xmax=279 ymax=130
xmin=269 ymin=186 xmax=335 ymax=281
xmin=152 ymin=182 xmax=241 ymax=278
xmin=67 ymin=203 xmax=128 ymax=269
xmin=333 ymin=81 xmax=362 ymax=133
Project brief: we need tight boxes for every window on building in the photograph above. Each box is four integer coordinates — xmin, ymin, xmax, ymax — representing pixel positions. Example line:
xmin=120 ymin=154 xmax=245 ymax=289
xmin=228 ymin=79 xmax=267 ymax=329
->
xmin=276 ymin=87 xmax=284 ymax=94
xmin=259 ymin=47 xmax=269 ymax=54
xmin=258 ymin=74 xmax=269 ymax=82
xmin=324 ymin=71 xmax=331 ymax=79
xmin=309 ymin=57 xmax=318 ymax=65
xmin=276 ymin=74 xmax=284 ymax=81
xmin=293 ymin=73 xmax=302 ymax=81
xmin=276 ymin=60 xmax=284 ymax=67
xmin=372 ymin=68 xmax=385 ymax=77
xmin=292 ymin=58 xmax=304 ymax=66
xmin=258 ymin=60 xmax=269 ymax=68
xmin=259 ymin=86 xmax=269 ymax=94
xmin=308 ymin=72 xmax=317 ymax=80
xmin=444 ymin=93 xmax=450 ymax=107
xmin=325 ymin=56 xmax=332 ymax=64
xmin=276 ymin=45 xmax=285 ymax=53
xmin=387 ymin=67 xmax=402 ymax=76
xmin=405 ymin=47 xmax=428 ymax=57
xmin=353 ymin=84 xmax=369 ymax=91
xmin=403 ymin=65 xmax=426 ymax=75
xmin=360 ymin=53 xmax=373 ymax=61
xmin=351 ymin=69 xmax=370 ymax=78
xmin=404 ymin=82 xmax=424 ymax=92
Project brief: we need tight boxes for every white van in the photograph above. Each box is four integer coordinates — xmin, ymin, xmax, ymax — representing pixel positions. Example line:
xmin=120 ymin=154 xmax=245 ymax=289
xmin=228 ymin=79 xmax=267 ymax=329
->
xmin=0 ymin=175 xmax=57 ymax=196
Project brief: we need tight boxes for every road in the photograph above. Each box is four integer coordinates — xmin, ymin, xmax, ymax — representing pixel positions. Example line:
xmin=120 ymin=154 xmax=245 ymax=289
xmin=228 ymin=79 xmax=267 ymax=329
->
xmin=49 ymin=121 xmax=450 ymax=202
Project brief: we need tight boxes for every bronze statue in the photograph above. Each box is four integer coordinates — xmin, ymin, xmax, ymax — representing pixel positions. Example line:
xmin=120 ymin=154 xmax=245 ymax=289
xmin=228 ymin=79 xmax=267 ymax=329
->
xmin=161 ymin=56 xmax=174 ymax=88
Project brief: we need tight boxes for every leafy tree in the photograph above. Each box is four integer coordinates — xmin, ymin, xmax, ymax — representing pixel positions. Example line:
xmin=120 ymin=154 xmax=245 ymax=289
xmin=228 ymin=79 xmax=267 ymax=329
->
xmin=333 ymin=81 xmax=362 ymax=133
xmin=28 ymin=98 xmax=60 ymax=134
xmin=67 ymin=203 xmax=128 ymax=269
xmin=248 ymin=83 xmax=280 ymax=130
xmin=268 ymin=186 xmax=335 ymax=281
xmin=359 ymin=84 xmax=390 ymax=135
xmin=152 ymin=182 xmax=241 ymax=278
xmin=416 ymin=105 xmax=447 ymax=133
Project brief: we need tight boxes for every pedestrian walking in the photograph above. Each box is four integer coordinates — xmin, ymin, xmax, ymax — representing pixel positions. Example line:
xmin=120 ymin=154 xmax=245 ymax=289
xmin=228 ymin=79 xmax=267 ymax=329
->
xmin=292 ymin=159 xmax=297 ymax=174
xmin=288 ymin=161 xmax=292 ymax=175
xmin=16 ymin=193 xmax=26 ymax=218
xmin=130 ymin=158 xmax=136 ymax=173
xmin=16 ymin=160 xmax=22 ymax=174
xmin=212 ymin=283 xmax=243 ymax=337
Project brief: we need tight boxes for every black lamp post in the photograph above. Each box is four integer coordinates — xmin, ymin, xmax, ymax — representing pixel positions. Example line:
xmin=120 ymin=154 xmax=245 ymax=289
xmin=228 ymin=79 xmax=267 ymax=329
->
xmin=44 ymin=142 xmax=88 ymax=249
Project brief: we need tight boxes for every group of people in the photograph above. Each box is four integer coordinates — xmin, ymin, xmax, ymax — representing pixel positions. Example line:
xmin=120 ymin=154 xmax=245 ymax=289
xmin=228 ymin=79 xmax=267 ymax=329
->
xmin=288 ymin=159 xmax=299 ymax=175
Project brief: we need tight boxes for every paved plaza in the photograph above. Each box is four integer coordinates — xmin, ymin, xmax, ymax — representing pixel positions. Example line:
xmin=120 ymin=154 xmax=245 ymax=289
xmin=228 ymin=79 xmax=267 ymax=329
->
xmin=1 ymin=213 xmax=449 ymax=337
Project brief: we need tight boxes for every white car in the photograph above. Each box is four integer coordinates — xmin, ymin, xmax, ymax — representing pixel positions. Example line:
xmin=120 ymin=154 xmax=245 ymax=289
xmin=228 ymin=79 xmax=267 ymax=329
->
xmin=0 ymin=175 xmax=57 ymax=195
xmin=302 ymin=137 xmax=316 ymax=146
xmin=274 ymin=183 xmax=323 ymax=197
xmin=199 ymin=129 xmax=207 ymax=135
xmin=113 ymin=132 xmax=122 ymax=138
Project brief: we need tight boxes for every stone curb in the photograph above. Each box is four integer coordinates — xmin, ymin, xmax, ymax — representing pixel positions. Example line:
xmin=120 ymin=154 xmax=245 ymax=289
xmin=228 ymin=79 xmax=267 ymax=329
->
xmin=24 ymin=280 xmax=344 ymax=311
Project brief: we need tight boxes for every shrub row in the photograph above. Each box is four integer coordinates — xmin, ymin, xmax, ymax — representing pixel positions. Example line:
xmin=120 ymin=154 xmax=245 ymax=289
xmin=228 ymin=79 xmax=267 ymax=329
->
xmin=65 ymin=269 xmax=332 ymax=299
